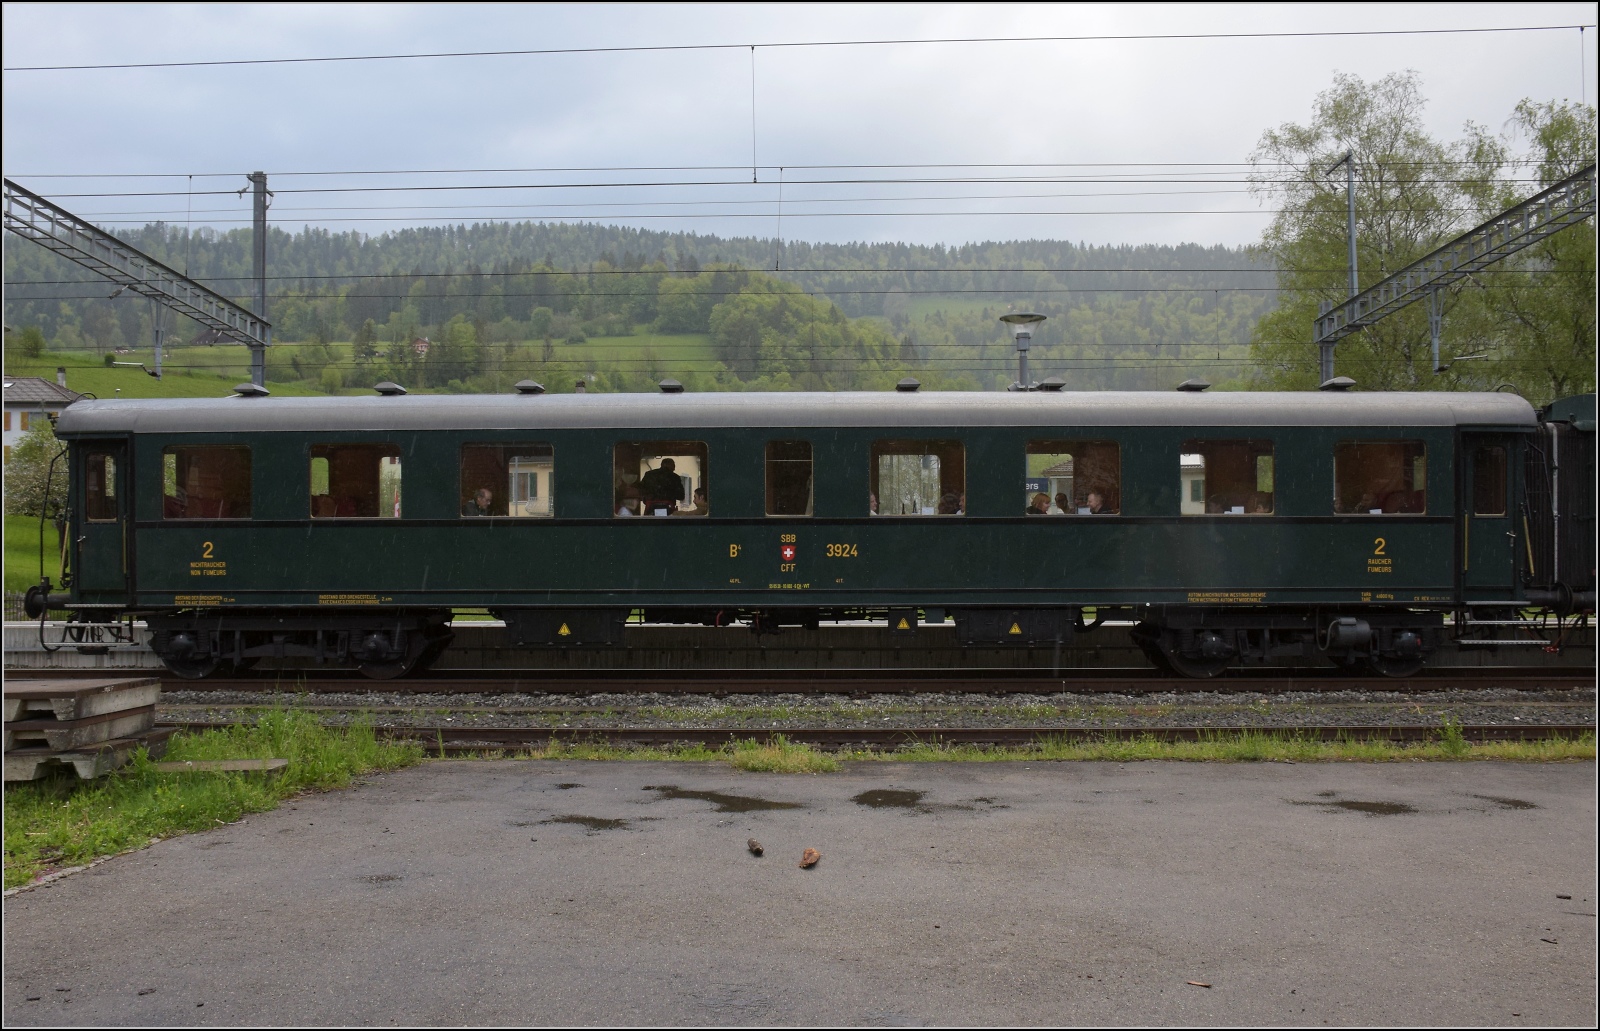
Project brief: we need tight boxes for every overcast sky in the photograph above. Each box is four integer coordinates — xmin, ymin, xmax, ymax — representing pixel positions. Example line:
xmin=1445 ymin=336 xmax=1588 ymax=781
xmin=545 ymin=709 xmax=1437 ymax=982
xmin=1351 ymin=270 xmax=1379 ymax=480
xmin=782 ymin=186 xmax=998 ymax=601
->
xmin=3 ymin=3 xmax=1595 ymax=249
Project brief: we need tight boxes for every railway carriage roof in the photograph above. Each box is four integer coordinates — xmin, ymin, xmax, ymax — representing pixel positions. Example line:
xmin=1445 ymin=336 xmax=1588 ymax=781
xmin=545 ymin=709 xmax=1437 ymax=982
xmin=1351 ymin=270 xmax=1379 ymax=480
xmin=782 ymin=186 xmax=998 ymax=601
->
xmin=55 ymin=389 xmax=1538 ymax=435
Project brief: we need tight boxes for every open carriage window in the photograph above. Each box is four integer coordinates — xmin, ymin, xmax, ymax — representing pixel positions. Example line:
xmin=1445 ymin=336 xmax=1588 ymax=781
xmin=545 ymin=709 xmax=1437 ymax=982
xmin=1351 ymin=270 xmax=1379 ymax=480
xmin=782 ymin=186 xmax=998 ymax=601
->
xmin=162 ymin=446 xmax=252 ymax=519
xmin=1181 ymin=439 xmax=1275 ymax=515
xmin=1026 ymin=440 xmax=1120 ymax=514
xmin=614 ymin=441 xmax=709 ymax=517
xmin=460 ymin=444 xmax=553 ymax=517
xmin=1333 ymin=440 xmax=1426 ymax=515
xmin=871 ymin=439 xmax=964 ymax=516
xmin=310 ymin=444 xmax=402 ymax=518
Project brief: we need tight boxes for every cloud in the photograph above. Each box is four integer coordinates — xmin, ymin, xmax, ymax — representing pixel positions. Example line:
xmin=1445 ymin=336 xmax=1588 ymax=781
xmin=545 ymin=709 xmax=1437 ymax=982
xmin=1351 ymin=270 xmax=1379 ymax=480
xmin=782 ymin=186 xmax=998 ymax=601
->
xmin=4 ymin=2 xmax=1593 ymax=247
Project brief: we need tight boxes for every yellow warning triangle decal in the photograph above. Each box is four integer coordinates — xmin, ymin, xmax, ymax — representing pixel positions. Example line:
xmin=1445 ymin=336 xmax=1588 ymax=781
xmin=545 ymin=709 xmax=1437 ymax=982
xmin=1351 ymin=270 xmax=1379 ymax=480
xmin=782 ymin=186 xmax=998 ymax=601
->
xmin=1008 ymin=622 xmax=1023 ymax=635
xmin=557 ymin=623 xmax=572 ymax=636
xmin=896 ymin=617 xmax=911 ymax=630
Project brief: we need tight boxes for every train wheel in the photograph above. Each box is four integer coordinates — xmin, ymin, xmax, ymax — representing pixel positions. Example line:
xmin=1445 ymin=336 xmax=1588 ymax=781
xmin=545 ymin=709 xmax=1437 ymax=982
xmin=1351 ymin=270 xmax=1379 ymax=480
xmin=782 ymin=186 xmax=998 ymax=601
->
xmin=358 ymin=654 xmax=420 ymax=680
xmin=1364 ymin=654 xmax=1425 ymax=678
xmin=1130 ymin=621 xmax=1173 ymax=672
xmin=358 ymin=633 xmax=431 ymax=680
xmin=406 ymin=630 xmax=455 ymax=677
xmin=1164 ymin=651 xmax=1231 ymax=679
xmin=162 ymin=655 xmax=219 ymax=680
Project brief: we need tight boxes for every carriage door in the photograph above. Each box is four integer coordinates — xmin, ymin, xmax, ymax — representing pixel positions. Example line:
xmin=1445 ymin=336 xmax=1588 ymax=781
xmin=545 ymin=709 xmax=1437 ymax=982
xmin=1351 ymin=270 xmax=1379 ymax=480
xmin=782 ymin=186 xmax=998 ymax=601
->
xmin=1461 ymin=434 xmax=1515 ymax=593
xmin=76 ymin=442 xmax=131 ymax=598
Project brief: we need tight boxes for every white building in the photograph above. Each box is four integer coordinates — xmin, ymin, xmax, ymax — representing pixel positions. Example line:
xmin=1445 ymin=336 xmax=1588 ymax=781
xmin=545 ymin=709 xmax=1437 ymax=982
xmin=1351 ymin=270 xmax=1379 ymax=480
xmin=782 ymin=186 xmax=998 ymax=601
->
xmin=3 ymin=371 xmax=82 ymax=462
xmin=1180 ymin=453 xmax=1206 ymax=515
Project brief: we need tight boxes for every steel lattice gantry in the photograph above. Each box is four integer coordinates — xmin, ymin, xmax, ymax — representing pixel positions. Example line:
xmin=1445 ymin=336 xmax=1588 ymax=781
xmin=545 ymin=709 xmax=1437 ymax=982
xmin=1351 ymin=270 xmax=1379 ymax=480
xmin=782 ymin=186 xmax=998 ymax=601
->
xmin=3 ymin=178 xmax=271 ymax=385
xmin=1313 ymin=163 xmax=1597 ymax=381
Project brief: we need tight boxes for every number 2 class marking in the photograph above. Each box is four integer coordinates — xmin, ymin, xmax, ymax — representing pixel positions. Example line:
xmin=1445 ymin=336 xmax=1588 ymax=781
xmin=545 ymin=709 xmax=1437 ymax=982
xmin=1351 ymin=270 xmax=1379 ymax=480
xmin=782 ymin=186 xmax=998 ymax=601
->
xmin=202 ymin=541 xmax=214 ymax=559
xmin=1373 ymin=538 xmax=1386 ymax=556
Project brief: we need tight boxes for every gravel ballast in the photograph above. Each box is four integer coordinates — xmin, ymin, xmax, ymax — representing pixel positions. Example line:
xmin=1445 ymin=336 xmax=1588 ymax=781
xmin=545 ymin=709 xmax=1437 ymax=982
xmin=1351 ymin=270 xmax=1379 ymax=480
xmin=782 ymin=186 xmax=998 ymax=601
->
xmin=160 ymin=685 xmax=1595 ymax=734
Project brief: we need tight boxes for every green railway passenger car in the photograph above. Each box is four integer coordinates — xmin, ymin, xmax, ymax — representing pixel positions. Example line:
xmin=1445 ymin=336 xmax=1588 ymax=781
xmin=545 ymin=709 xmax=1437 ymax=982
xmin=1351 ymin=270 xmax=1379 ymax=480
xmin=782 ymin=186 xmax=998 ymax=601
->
xmin=34 ymin=384 xmax=1595 ymax=679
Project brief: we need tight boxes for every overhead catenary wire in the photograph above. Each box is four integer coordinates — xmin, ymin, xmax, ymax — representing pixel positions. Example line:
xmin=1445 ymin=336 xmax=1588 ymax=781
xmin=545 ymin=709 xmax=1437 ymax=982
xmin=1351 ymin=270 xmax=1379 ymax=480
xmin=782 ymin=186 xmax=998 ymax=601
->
xmin=4 ymin=23 xmax=1591 ymax=73
xmin=26 ymin=275 xmax=1571 ymax=297
xmin=43 ymin=277 xmax=1596 ymax=298
xmin=111 ymin=356 xmax=1574 ymax=374
xmin=7 ymin=157 xmax=1559 ymax=179
xmin=55 ymin=178 xmax=1558 ymax=216
xmin=6 ymin=267 xmax=1541 ymax=284
xmin=25 ymin=174 xmax=1562 ymax=198
xmin=6 ymin=287 xmax=1300 ymax=300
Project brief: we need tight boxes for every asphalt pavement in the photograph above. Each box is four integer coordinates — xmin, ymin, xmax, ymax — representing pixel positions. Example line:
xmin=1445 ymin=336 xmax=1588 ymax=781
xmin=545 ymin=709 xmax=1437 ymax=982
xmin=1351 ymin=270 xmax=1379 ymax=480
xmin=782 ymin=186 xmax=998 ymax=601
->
xmin=4 ymin=759 xmax=1595 ymax=1026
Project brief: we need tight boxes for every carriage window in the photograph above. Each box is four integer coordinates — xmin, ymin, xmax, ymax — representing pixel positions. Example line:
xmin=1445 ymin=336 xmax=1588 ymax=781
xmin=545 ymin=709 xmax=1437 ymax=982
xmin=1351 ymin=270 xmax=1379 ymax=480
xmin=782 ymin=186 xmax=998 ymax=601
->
xmin=85 ymin=452 xmax=118 ymax=522
xmin=460 ymin=444 xmax=553 ymax=517
xmin=766 ymin=441 xmax=813 ymax=516
xmin=871 ymin=439 xmax=964 ymax=516
xmin=614 ymin=441 xmax=708 ymax=517
xmin=309 ymin=444 xmax=402 ymax=518
xmin=1181 ymin=439 xmax=1274 ymax=514
xmin=1333 ymin=440 xmax=1426 ymax=514
xmin=1026 ymin=440 xmax=1120 ymax=514
xmin=1472 ymin=446 xmax=1506 ymax=516
xmin=162 ymin=446 xmax=251 ymax=519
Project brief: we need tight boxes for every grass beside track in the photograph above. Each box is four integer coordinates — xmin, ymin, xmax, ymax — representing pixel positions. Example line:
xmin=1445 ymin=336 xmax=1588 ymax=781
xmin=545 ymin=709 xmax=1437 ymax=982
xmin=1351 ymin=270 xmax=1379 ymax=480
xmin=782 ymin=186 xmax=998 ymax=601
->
xmin=3 ymin=710 xmax=424 ymax=890
xmin=7 ymin=724 xmax=1591 ymax=890
xmin=456 ymin=727 xmax=1595 ymax=768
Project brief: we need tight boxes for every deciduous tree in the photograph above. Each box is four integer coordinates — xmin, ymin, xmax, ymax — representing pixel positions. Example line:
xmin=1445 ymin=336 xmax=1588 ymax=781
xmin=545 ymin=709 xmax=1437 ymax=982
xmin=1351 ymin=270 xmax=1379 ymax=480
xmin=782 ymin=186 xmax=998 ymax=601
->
xmin=1249 ymin=73 xmax=1594 ymax=403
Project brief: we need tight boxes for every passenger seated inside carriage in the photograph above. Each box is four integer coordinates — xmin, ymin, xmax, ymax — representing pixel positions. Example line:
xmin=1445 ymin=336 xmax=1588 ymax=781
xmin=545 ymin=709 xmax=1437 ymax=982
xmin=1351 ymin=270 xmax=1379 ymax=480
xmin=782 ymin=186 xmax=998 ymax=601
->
xmin=1333 ymin=440 xmax=1426 ymax=515
xmin=1183 ymin=439 xmax=1273 ymax=515
xmin=615 ymin=442 xmax=708 ymax=518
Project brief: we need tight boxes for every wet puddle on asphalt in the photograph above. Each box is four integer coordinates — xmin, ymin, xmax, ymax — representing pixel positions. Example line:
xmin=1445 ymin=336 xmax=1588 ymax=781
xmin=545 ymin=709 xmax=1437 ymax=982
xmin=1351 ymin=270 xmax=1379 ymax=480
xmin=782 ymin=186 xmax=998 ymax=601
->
xmin=540 ymin=814 xmax=633 ymax=832
xmin=853 ymin=789 xmax=930 ymax=811
xmin=641 ymin=785 xmax=803 ymax=813
xmin=1472 ymin=794 xmax=1540 ymax=810
xmin=851 ymin=789 xmax=1005 ymax=814
xmin=1291 ymin=797 xmax=1416 ymax=816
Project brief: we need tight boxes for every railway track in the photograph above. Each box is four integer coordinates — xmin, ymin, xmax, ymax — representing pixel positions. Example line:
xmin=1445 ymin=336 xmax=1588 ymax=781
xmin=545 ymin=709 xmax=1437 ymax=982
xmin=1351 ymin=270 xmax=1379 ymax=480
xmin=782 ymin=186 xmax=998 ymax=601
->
xmin=159 ymin=720 xmax=1594 ymax=753
xmin=44 ymin=666 xmax=1598 ymax=696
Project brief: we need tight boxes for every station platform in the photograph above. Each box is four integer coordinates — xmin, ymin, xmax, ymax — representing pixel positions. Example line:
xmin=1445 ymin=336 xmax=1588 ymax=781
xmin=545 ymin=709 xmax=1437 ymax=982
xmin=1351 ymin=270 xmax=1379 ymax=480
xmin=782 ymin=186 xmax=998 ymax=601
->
xmin=5 ymin=759 xmax=1594 ymax=1025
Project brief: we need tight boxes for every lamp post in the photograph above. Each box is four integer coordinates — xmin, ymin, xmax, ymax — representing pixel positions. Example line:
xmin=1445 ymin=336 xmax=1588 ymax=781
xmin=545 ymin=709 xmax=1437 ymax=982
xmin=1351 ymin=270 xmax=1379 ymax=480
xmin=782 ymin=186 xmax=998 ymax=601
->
xmin=1000 ymin=312 xmax=1047 ymax=391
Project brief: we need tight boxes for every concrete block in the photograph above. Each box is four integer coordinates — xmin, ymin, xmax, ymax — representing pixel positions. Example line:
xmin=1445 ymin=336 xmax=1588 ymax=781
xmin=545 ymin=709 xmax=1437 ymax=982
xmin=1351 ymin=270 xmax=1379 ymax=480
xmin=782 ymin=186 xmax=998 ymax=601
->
xmin=3 ymin=677 xmax=160 ymax=722
xmin=3 ymin=706 xmax=156 ymax=752
xmin=3 ymin=727 xmax=174 ymax=782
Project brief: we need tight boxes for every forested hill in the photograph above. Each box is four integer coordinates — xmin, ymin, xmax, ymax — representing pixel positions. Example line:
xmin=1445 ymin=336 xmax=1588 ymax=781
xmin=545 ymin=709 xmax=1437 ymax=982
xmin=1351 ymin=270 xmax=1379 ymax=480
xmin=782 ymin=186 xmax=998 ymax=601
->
xmin=5 ymin=220 xmax=1275 ymax=391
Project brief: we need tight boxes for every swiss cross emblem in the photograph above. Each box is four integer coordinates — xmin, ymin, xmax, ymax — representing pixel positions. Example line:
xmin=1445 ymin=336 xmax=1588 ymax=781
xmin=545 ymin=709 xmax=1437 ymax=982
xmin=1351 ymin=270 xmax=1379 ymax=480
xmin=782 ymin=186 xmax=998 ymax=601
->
xmin=780 ymin=545 xmax=797 ymax=561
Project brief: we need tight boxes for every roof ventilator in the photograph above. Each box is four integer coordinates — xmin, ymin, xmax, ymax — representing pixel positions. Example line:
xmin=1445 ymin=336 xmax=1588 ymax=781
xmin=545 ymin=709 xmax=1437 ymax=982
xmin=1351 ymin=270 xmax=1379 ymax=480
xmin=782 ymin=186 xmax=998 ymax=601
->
xmin=1176 ymin=379 xmax=1211 ymax=392
xmin=658 ymin=378 xmax=684 ymax=394
xmin=1037 ymin=376 xmax=1066 ymax=392
xmin=231 ymin=382 xmax=270 ymax=397
xmin=895 ymin=377 xmax=921 ymax=392
xmin=514 ymin=380 xmax=546 ymax=395
xmin=374 ymin=382 xmax=407 ymax=396
xmin=1319 ymin=376 xmax=1356 ymax=392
